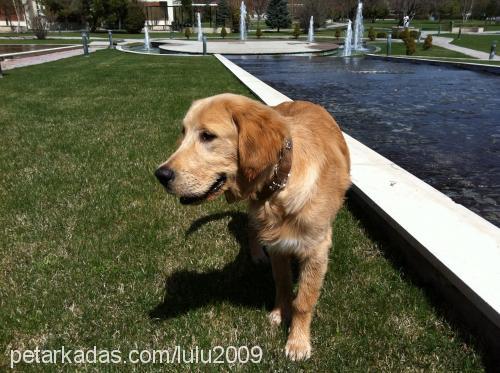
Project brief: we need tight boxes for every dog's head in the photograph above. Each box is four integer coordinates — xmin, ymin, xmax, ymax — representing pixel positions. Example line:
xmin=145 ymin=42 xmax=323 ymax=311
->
xmin=155 ymin=94 xmax=289 ymax=204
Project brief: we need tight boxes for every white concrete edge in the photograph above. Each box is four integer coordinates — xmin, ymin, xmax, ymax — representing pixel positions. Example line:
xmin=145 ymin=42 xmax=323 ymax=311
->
xmin=214 ymin=53 xmax=500 ymax=327
xmin=366 ymin=53 xmax=500 ymax=68
xmin=0 ymin=44 xmax=80 ymax=59
xmin=115 ymin=44 xmax=206 ymax=57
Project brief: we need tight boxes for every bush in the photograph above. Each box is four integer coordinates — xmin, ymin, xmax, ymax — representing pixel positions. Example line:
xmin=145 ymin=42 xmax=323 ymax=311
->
xmin=368 ymin=27 xmax=376 ymax=41
xmin=184 ymin=27 xmax=192 ymax=39
xmin=423 ymin=34 xmax=433 ymax=50
xmin=255 ymin=26 xmax=262 ymax=39
xmin=400 ymin=28 xmax=410 ymax=41
xmin=409 ymin=30 xmax=419 ymax=39
xmin=292 ymin=23 xmax=300 ymax=39
xmin=376 ymin=31 xmax=387 ymax=38
xmin=405 ymin=36 xmax=416 ymax=55
xmin=220 ymin=27 xmax=227 ymax=38
xmin=124 ymin=0 xmax=145 ymax=34
xmin=31 ymin=15 xmax=48 ymax=40
xmin=391 ymin=29 xmax=400 ymax=39
xmin=335 ymin=28 xmax=341 ymax=40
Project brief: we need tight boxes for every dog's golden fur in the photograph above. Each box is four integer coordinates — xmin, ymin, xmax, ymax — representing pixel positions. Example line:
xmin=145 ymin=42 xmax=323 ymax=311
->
xmin=157 ymin=93 xmax=350 ymax=361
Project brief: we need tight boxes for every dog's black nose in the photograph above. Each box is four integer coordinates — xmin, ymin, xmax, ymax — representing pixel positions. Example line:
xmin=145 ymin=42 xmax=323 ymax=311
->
xmin=155 ymin=167 xmax=175 ymax=186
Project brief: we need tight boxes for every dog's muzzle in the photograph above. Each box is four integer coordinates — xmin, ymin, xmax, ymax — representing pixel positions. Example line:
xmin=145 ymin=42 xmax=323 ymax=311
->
xmin=155 ymin=167 xmax=175 ymax=189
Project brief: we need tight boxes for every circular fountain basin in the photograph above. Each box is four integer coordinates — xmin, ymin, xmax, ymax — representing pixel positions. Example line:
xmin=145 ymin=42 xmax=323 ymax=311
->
xmin=155 ymin=39 xmax=339 ymax=55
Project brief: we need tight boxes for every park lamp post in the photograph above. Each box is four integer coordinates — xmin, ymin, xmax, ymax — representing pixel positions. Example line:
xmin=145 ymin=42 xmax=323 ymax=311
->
xmin=387 ymin=34 xmax=392 ymax=56
xmin=108 ymin=30 xmax=113 ymax=49
xmin=490 ymin=41 xmax=497 ymax=60
xmin=202 ymin=35 xmax=207 ymax=55
xmin=81 ymin=31 xmax=89 ymax=56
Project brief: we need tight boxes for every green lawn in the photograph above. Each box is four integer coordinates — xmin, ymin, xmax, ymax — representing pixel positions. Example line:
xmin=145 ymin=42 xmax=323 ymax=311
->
xmin=370 ymin=41 xmax=473 ymax=58
xmin=439 ymin=33 xmax=499 ymax=54
xmin=0 ymin=50 xmax=485 ymax=371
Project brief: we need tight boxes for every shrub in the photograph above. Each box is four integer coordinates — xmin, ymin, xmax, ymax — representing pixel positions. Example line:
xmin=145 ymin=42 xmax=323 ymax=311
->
xmin=31 ymin=15 xmax=48 ymax=40
xmin=220 ymin=26 xmax=227 ymax=38
xmin=335 ymin=28 xmax=341 ymax=40
xmin=405 ymin=36 xmax=416 ymax=55
xmin=368 ymin=27 xmax=376 ymax=41
xmin=292 ymin=23 xmax=300 ymax=39
xmin=391 ymin=29 xmax=400 ymax=39
xmin=423 ymin=34 xmax=433 ymax=50
xmin=184 ymin=27 xmax=192 ymax=39
xmin=255 ymin=26 xmax=262 ymax=39
xmin=400 ymin=27 xmax=410 ymax=41
xmin=409 ymin=30 xmax=419 ymax=39
xmin=124 ymin=0 xmax=145 ymax=34
xmin=376 ymin=31 xmax=387 ymax=38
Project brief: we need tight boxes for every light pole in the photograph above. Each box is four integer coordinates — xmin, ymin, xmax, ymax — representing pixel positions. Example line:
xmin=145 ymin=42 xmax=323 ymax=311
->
xmin=490 ymin=41 xmax=497 ymax=60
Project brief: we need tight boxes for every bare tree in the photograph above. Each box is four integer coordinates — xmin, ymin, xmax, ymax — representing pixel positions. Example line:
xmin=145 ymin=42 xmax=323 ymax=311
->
xmin=390 ymin=0 xmax=420 ymax=25
xmin=460 ymin=0 xmax=474 ymax=21
xmin=249 ymin=0 xmax=269 ymax=23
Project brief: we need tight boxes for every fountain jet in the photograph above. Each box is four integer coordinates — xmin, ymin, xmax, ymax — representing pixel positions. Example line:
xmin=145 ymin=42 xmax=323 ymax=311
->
xmin=308 ymin=16 xmax=314 ymax=43
xmin=144 ymin=23 xmax=150 ymax=50
xmin=353 ymin=1 xmax=364 ymax=50
xmin=343 ymin=20 xmax=353 ymax=56
xmin=240 ymin=1 xmax=247 ymax=41
xmin=197 ymin=12 xmax=203 ymax=42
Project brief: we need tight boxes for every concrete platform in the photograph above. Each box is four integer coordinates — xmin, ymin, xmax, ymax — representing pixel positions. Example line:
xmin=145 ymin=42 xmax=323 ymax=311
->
xmin=156 ymin=39 xmax=339 ymax=55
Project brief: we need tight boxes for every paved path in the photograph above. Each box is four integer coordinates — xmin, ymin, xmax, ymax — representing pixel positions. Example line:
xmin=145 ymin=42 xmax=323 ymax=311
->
xmin=1 ymin=46 xmax=103 ymax=71
xmin=422 ymin=31 xmax=499 ymax=60
xmin=157 ymin=39 xmax=338 ymax=55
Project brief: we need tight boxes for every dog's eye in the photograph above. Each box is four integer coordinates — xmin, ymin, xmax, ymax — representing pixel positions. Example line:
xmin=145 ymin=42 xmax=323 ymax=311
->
xmin=181 ymin=127 xmax=186 ymax=136
xmin=200 ymin=131 xmax=216 ymax=142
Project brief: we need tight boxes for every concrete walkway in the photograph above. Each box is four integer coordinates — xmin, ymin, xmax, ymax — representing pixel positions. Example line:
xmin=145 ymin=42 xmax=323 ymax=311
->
xmin=157 ymin=39 xmax=339 ymax=55
xmin=1 ymin=46 xmax=103 ymax=71
xmin=422 ymin=31 xmax=499 ymax=60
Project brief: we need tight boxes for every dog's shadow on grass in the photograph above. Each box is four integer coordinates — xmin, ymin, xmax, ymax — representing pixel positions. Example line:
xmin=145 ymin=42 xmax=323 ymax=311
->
xmin=149 ymin=211 xmax=274 ymax=320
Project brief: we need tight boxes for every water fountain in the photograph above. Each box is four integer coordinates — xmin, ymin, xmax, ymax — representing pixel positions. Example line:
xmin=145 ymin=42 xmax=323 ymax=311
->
xmin=308 ymin=16 xmax=314 ymax=43
xmin=197 ymin=12 xmax=203 ymax=42
xmin=343 ymin=20 xmax=353 ymax=57
xmin=240 ymin=1 xmax=247 ymax=41
xmin=143 ymin=23 xmax=150 ymax=51
xmin=353 ymin=1 xmax=364 ymax=51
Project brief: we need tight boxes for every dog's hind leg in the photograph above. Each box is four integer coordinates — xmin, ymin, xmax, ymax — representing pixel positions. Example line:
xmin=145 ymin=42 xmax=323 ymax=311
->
xmin=268 ymin=253 xmax=293 ymax=326
xmin=285 ymin=229 xmax=331 ymax=361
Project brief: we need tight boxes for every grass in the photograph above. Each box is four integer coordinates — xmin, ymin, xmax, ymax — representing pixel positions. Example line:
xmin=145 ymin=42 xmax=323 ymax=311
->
xmin=439 ymin=33 xmax=499 ymax=54
xmin=370 ymin=41 xmax=473 ymax=58
xmin=0 ymin=50 xmax=485 ymax=371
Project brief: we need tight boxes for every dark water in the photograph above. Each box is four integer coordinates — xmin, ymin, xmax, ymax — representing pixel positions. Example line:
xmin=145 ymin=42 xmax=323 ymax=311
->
xmin=0 ymin=44 xmax=63 ymax=54
xmin=229 ymin=56 xmax=500 ymax=227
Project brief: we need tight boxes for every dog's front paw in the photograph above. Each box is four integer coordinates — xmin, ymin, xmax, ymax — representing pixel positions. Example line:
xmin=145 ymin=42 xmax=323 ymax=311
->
xmin=285 ymin=337 xmax=312 ymax=361
xmin=250 ymin=245 xmax=269 ymax=264
xmin=268 ymin=309 xmax=282 ymax=326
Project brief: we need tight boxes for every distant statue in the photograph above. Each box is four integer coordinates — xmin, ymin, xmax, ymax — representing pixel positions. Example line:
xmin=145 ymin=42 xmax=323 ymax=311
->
xmin=403 ymin=15 xmax=410 ymax=28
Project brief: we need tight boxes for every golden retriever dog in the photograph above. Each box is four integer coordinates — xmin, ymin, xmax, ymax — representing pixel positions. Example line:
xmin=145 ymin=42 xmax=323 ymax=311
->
xmin=155 ymin=93 xmax=350 ymax=361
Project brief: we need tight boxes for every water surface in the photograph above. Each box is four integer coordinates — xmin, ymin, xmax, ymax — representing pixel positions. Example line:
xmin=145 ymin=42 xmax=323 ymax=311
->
xmin=229 ymin=56 xmax=500 ymax=226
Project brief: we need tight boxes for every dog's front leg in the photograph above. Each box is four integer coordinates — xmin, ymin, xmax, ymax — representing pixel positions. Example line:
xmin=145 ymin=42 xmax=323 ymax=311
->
xmin=268 ymin=253 xmax=292 ymax=326
xmin=285 ymin=230 xmax=331 ymax=361
xmin=248 ymin=225 xmax=268 ymax=264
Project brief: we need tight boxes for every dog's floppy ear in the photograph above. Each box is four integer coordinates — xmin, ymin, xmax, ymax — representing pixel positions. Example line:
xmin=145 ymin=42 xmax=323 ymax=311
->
xmin=230 ymin=99 xmax=288 ymax=181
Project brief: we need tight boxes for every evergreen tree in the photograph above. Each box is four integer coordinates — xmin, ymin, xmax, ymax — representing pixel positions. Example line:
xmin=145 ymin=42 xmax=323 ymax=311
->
xmin=216 ymin=0 xmax=230 ymax=27
xmin=124 ymin=0 xmax=145 ymax=33
xmin=265 ymin=0 xmax=290 ymax=32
